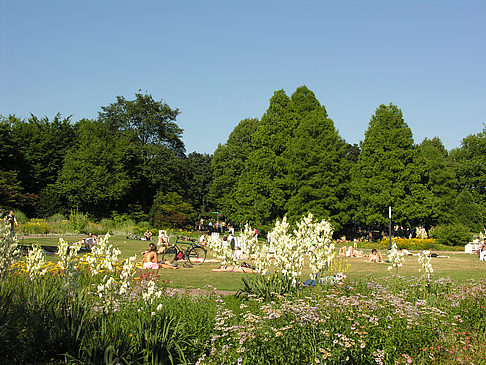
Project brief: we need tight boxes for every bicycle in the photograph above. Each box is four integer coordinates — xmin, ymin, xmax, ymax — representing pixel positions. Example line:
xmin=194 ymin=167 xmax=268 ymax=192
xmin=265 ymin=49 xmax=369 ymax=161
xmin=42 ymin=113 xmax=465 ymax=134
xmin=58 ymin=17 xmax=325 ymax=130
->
xmin=161 ymin=237 xmax=207 ymax=265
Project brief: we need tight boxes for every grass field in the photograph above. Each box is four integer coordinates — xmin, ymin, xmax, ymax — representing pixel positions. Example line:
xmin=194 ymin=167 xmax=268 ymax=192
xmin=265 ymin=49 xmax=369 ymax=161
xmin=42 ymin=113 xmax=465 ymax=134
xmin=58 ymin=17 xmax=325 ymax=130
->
xmin=17 ymin=234 xmax=486 ymax=292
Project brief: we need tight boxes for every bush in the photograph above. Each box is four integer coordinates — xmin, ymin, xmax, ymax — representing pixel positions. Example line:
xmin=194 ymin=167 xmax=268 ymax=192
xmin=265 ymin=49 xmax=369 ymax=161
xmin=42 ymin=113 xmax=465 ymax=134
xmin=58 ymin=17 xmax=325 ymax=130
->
xmin=239 ymin=273 xmax=300 ymax=301
xmin=21 ymin=219 xmax=49 ymax=235
xmin=86 ymin=222 xmax=104 ymax=235
xmin=47 ymin=213 xmax=65 ymax=223
xmin=112 ymin=218 xmax=137 ymax=235
xmin=100 ymin=218 xmax=114 ymax=234
xmin=429 ymin=224 xmax=472 ymax=246
xmin=68 ymin=211 xmax=89 ymax=234
xmin=13 ymin=209 xmax=28 ymax=224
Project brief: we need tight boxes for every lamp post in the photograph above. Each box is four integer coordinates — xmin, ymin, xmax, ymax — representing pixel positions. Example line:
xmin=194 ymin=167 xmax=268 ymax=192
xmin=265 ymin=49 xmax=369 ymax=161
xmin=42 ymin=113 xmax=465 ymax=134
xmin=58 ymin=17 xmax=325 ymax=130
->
xmin=211 ymin=211 xmax=219 ymax=224
xmin=388 ymin=206 xmax=392 ymax=250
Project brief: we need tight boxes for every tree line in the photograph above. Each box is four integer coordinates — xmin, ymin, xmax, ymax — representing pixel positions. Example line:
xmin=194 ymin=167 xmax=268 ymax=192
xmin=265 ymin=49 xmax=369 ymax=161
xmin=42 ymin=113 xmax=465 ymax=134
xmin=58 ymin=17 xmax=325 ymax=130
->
xmin=1 ymin=87 xmax=485 ymax=237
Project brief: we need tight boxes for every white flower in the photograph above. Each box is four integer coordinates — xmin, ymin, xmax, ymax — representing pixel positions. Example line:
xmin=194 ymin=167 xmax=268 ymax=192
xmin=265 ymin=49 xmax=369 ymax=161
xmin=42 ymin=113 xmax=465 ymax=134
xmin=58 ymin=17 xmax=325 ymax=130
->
xmin=157 ymin=304 xmax=163 ymax=311
xmin=26 ymin=244 xmax=48 ymax=279
xmin=387 ymin=242 xmax=404 ymax=272
xmin=208 ymin=235 xmax=238 ymax=267
xmin=0 ymin=218 xmax=19 ymax=279
xmin=417 ymin=250 xmax=433 ymax=280
xmin=85 ymin=233 xmax=121 ymax=276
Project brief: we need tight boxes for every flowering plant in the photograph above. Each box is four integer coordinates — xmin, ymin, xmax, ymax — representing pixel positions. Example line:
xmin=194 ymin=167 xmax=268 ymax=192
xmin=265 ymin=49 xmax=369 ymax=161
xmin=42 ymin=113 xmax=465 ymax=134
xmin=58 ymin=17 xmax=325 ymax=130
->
xmin=387 ymin=242 xmax=405 ymax=272
xmin=26 ymin=244 xmax=48 ymax=280
xmin=417 ymin=250 xmax=433 ymax=282
xmin=240 ymin=223 xmax=270 ymax=273
xmin=84 ymin=233 xmax=121 ymax=275
xmin=0 ymin=218 xmax=19 ymax=280
xmin=208 ymin=235 xmax=237 ymax=267
xmin=271 ymin=217 xmax=304 ymax=285
xmin=294 ymin=213 xmax=335 ymax=281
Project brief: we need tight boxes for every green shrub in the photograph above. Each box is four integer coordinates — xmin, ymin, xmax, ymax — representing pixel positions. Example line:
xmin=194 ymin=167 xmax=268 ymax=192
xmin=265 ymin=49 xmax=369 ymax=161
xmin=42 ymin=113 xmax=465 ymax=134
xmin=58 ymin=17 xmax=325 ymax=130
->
xmin=429 ymin=224 xmax=472 ymax=246
xmin=69 ymin=211 xmax=89 ymax=234
xmin=137 ymin=221 xmax=150 ymax=230
xmin=13 ymin=209 xmax=28 ymax=224
xmin=112 ymin=218 xmax=137 ymax=235
xmin=454 ymin=190 xmax=484 ymax=232
xmin=239 ymin=273 xmax=300 ymax=301
xmin=21 ymin=219 xmax=49 ymax=235
xmin=47 ymin=213 xmax=65 ymax=222
xmin=100 ymin=218 xmax=114 ymax=234
xmin=86 ymin=222 xmax=104 ymax=235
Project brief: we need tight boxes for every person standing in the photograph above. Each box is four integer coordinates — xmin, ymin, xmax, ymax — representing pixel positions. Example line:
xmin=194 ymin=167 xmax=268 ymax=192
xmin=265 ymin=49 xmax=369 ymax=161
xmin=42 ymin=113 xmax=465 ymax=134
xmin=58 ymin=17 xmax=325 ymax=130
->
xmin=7 ymin=211 xmax=18 ymax=235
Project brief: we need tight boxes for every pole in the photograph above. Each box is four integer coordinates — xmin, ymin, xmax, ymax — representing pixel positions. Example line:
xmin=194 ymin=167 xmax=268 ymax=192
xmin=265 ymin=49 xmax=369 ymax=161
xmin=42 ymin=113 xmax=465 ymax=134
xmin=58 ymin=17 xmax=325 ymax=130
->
xmin=388 ymin=206 xmax=392 ymax=250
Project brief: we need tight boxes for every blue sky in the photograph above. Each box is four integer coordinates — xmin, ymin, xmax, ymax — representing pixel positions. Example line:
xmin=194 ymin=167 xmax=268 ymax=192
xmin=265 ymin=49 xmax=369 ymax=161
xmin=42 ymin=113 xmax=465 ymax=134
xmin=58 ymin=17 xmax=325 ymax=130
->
xmin=1 ymin=0 xmax=485 ymax=154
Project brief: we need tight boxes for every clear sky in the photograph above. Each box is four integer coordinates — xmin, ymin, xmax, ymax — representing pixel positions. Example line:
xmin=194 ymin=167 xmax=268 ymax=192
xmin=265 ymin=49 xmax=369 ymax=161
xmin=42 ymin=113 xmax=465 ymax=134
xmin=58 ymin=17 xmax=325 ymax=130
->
xmin=1 ymin=0 xmax=485 ymax=154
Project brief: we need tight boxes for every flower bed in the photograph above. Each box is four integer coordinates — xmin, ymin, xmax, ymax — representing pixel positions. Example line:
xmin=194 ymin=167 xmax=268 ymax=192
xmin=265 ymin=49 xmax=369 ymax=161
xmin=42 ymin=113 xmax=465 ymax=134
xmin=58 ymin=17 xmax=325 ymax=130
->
xmin=1 ymin=217 xmax=485 ymax=364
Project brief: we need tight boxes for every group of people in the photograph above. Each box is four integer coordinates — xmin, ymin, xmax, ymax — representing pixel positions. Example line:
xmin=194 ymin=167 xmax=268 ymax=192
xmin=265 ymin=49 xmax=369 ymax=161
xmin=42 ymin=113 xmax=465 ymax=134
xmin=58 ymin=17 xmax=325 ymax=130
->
xmin=338 ymin=246 xmax=384 ymax=262
xmin=196 ymin=219 xmax=236 ymax=235
xmin=338 ymin=245 xmax=451 ymax=262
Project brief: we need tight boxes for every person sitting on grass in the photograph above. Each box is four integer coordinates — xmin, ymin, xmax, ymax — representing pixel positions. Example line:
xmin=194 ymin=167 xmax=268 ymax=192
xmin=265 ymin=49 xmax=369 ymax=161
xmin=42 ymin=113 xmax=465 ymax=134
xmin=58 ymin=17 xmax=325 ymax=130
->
xmin=83 ymin=232 xmax=96 ymax=250
xmin=338 ymin=246 xmax=366 ymax=258
xmin=198 ymin=233 xmax=207 ymax=246
xmin=142 ymin=243 xmax=178 ymax=270
xmin=157 ymin=230 xmax=169 ymax=254
xmin=367 ymin=249 xmax=384 ymax=263
xmin=144 ymin=229 xmax=152 ymax=241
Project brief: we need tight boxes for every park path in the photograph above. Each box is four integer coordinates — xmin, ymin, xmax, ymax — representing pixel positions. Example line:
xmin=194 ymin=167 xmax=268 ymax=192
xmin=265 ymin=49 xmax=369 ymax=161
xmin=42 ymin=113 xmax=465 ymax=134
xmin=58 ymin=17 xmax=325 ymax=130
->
xmin=166 ymin=287 xmax=237 ymax=297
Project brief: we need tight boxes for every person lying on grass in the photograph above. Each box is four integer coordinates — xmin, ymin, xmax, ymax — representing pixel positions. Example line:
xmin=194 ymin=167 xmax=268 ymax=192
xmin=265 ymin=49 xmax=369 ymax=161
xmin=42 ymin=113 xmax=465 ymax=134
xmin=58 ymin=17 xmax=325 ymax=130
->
xmin=367 ymin=248 xmax=384 ymax=263
xmin=401 ymin=249 xmax=450 ymax=258
xmin=142 ymin=243 xmax=178 ymax=270
xmin=212 ymin=262 xmax=258 ymax=273
xmin=338 ymin=246 xmax=367 ymax=258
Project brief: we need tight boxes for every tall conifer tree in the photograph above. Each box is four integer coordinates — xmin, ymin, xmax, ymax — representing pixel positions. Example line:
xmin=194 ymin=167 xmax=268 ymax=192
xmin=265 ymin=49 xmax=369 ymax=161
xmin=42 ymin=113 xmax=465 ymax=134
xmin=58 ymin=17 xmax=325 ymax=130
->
xmin=285 ymin=86 xmax=350 ymax=230
xmin=235 ymin=90 xmax=296 ymax=227
xmin=350 ymin=104 xmax=419 ymax=228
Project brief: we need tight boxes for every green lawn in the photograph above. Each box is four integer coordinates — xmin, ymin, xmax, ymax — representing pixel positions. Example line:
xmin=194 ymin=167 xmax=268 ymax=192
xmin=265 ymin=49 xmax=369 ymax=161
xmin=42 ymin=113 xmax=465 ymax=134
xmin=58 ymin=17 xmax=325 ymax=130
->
xmin=18 ymin=234 xmax=486 ymax=292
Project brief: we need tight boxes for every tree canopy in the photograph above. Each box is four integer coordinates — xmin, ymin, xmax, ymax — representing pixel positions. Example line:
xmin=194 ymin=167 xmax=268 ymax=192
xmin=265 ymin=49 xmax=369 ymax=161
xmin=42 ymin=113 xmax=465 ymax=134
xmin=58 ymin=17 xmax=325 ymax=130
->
xmin=2 ymin=89 xmax=484 ymax=235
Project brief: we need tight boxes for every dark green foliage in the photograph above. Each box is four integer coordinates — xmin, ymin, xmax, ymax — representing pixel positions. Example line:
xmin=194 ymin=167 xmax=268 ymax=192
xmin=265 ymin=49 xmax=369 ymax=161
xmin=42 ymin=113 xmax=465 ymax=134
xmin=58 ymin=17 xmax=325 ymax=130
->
xmin=429 ymin=224 xmax=472 ymax=246
xmin=150 ymin=191 xmax=195 ymax=228
xmin=451 ymin=124 xmax=486 ymax=227
xmin=57 ymin=119 xmax=139 ymax=216
xmin=350 ymin=104 xmax=423 ymax=228
xmin=35 ymin=183 xmax=67 ymax=217
xmin=99 ymin=93 xmax=184 ymax=156
xmin=285 ymin=87 xmax=351 ymax=230
xmin=454 ymin=190 xmax=483 ymax=232
xmin=98 ymin=92 xmax=186 ymax=215
xmin=9 ymin=114 xmax=75 ymax=195
xmin=234 ymin=90 xmax=296 ymax=227
xmin=0 ymin=114 xmax=74 ymax=213
xmin=0 ymin=170 xmax=25 ymax=208
xmin=176 ymin=152 xmax=214 ymax=216
xmin=210 ymin=118 xmax=258 ymax=220
xmin=415 ymin=137 xmax=458 ymax=227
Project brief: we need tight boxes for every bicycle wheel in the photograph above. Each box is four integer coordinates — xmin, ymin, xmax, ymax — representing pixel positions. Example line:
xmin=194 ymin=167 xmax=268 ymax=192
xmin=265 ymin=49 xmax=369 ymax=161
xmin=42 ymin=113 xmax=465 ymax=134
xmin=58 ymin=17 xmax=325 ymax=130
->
xmin=162 ymin=245 xmax=179 ymax=264
xmin=187 ymin=246 xmax=206 ymax=265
